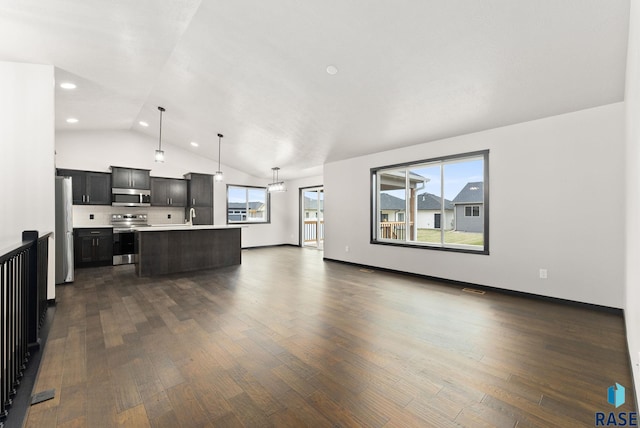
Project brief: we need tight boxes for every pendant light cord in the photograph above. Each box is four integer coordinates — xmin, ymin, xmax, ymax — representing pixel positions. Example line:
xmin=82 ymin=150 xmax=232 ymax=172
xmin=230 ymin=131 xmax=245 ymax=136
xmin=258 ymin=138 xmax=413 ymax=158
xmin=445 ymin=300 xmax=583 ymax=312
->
xmin=158 ymin=106 xmax=165 ymax=151
xmin=218 ymin=134 xmax=222 ymax=170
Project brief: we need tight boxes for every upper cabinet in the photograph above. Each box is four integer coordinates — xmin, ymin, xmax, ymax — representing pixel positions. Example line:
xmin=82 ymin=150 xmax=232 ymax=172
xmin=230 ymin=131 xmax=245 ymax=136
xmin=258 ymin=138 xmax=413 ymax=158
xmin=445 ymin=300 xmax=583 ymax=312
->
xmin=111 ymin=166 xmax=150 ymax=190
xmin=185 ymin=173 xmax=213 ymax=207
xmin=184 ymin=173 xmax=213 ymax=225
xmin=57 ymin=169 xmax=111 ymax=205
xmin=150 ymin=177 xmax=187 ymax=207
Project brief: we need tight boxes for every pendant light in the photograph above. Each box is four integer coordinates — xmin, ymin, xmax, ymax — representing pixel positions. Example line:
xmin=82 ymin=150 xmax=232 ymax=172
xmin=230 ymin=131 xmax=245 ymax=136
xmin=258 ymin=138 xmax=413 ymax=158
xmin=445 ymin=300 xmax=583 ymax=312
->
xmin=214 ymin=133 xmax=224 ymax=182
xmin=267 ymin=167 xmax=286 ymax=192
xmin=155 ymin=106 xmax=165 ymax=162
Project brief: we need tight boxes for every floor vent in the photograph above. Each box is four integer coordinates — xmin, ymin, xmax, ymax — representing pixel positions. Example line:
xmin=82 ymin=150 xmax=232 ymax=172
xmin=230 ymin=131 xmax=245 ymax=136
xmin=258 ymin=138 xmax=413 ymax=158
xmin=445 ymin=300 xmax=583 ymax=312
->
xmin=359 ymin=269 xmax=374 ymax=273
xmin=31 ymin=389 xmax=55 ymax=405
xmin=462 ymin=288 xmax=486 ymax=295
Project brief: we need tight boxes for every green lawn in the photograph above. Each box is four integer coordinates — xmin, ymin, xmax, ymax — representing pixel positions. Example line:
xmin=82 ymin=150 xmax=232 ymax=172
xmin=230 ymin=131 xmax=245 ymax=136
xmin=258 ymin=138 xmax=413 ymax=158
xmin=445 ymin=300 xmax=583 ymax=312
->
xmin=417 ymin=229 xmax=484 ymax=246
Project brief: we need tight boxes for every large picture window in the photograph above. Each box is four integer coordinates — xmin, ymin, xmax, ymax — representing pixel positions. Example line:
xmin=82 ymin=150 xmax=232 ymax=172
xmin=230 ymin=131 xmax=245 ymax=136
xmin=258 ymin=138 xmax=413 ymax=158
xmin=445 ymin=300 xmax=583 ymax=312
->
xmin=371 ymin=150 xmax=489 ymax=254
xmin=227 ymin=185 xmax=270 ymax=224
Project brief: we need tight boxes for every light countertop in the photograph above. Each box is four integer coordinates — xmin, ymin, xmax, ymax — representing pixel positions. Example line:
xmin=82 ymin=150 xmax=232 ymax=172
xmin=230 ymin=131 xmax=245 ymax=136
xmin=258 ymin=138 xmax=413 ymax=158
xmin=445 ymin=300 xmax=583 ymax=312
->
xmin=136 ymin=224 xmax=242 ymax=232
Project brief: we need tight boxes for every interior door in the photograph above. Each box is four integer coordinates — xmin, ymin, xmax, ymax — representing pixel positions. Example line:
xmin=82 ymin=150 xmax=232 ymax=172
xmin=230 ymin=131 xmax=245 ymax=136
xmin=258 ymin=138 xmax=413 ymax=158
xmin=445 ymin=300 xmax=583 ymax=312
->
xmin=301 ymin=187 xmax=324 ymax=248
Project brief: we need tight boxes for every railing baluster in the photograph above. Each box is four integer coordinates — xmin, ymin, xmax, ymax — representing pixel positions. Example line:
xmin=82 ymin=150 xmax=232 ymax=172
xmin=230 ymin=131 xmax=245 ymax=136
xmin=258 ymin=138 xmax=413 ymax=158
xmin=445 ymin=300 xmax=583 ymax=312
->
xmin=1 ymin=263 xmax=6 ymax=420
xmin=0 ymin=231 xmax=51 ymax=424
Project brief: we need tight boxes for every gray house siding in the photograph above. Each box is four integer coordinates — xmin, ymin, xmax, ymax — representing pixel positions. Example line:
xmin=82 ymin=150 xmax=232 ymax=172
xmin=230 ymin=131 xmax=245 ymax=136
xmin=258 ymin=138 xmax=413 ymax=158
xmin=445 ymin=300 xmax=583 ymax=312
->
xmin=455 ymin=204 xmax=483 ymax=233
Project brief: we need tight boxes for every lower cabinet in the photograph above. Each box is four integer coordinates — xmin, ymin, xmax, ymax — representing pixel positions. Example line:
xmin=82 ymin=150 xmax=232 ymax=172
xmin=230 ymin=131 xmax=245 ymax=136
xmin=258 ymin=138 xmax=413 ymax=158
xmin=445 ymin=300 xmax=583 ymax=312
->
xmin=74 ymin=228 xmax=113 ymax=267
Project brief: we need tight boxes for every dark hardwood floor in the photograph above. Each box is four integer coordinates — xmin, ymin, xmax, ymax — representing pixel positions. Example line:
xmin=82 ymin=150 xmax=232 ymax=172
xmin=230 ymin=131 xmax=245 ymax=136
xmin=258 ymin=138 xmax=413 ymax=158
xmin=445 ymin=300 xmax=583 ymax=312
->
xmin=25 ymin=246 xmax=635 ymax=427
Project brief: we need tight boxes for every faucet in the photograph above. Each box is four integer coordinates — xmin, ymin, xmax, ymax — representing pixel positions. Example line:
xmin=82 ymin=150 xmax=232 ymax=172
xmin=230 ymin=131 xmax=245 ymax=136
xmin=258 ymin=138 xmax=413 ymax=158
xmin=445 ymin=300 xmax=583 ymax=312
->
xmin=187 ymin=207 xmax=196 ymax=225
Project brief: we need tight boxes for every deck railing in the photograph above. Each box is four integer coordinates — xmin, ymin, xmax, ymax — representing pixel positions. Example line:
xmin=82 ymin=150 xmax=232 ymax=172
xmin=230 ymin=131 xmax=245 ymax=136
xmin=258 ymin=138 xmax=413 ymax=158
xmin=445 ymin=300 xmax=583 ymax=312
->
xmin=379 ymin=221 xmax=413 ymax=240
xmin=303 ymin=220 xmax=324 ymax=243
xmin=0 ymin=231 xmax=50 ymax=424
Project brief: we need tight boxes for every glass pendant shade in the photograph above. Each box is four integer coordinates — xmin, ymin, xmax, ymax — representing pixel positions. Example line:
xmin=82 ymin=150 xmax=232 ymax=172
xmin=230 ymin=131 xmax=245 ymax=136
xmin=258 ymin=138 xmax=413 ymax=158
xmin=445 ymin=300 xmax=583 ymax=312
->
xmin=155 ymin=149 xmax=165 ymax=162
xmin=267 ymin=167 xmax=286 ymax=192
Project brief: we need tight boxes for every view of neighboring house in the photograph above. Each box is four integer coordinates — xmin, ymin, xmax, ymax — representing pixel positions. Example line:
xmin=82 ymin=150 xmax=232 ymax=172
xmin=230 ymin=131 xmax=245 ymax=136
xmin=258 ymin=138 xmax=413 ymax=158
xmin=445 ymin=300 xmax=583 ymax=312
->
xmin=452 ymin=181 xmax=484 ymax=233
xmin=416 ymin=192 xmax=454 ymax=230
xmin=303 ymin=196 xmax=324 ymax=219
xmin=380 ymin=186 xmax=482 ymax=233
xmin=228 ymin=202 xmax=266 ymax=222
xmin=379 ymin=193 xmax=406 ymax=222
xmin=379 ymin=192 xmax=454 ymax=229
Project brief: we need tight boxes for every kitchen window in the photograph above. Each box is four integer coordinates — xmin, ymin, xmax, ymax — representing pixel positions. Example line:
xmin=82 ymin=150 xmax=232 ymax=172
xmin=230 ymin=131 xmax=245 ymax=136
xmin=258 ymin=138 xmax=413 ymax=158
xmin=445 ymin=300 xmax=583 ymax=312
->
xmin=227 ymin=185 xmax=270 ymax=224
xmin=371 ymin=150 xmax=489 ymax=254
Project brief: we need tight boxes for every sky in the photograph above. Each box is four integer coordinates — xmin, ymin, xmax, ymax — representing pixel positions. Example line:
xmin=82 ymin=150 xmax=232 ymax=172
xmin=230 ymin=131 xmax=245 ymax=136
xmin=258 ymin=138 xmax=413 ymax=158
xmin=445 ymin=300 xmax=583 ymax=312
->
xmin=228 ymin=186 xmax=267 ymax=203
xmin=383 ymin=158 xmax=484 ymax=200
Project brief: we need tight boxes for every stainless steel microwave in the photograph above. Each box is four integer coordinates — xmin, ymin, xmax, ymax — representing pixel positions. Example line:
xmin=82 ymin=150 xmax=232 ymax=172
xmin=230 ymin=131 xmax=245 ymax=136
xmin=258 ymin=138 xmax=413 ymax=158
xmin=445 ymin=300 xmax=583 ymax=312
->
xmin=112 ymin=188 xmax=151 ymax=207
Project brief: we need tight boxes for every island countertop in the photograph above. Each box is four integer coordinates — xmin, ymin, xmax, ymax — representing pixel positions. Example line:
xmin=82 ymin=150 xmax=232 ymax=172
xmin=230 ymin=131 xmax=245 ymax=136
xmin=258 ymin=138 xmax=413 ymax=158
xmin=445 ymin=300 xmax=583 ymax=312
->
xmin=136 ymin=224 xmax=242 ymax=232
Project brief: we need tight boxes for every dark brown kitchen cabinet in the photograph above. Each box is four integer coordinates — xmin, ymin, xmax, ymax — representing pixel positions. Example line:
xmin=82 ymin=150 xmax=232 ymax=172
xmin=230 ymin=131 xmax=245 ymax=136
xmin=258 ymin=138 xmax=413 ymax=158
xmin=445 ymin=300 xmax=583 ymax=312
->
xmin=150 ymin=177 xmax=187 ymax=207
xmin=190 ymin=207 xmax=212 ymax=225
xmin=74 ymin=228 xmax=113 ymax=267
xmin=111 ymin=166 xmax=150 ymax=190
xmin=56 ymin=169 xmax=111 ymax=205
xmin=184 ymin=173 xmax=213 ymax=225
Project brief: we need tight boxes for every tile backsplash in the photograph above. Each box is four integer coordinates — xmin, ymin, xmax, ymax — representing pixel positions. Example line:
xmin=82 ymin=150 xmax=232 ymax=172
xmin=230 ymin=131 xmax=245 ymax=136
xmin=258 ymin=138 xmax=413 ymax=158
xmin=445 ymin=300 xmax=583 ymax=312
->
xmin=73 ymin=205 xmax=187 ymax=227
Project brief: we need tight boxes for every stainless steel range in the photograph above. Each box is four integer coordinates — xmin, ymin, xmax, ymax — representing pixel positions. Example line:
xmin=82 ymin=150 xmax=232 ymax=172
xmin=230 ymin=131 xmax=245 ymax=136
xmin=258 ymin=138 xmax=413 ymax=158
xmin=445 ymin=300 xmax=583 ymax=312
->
xmin=112 ymin=213 xmax=149 ymax=265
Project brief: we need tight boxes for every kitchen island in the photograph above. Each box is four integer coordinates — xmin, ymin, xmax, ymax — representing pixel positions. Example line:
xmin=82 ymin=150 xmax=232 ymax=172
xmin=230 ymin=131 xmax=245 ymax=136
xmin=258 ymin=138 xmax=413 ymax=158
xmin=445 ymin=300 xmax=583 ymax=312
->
xmin=135 ymin=225 xmax=241 ymax=277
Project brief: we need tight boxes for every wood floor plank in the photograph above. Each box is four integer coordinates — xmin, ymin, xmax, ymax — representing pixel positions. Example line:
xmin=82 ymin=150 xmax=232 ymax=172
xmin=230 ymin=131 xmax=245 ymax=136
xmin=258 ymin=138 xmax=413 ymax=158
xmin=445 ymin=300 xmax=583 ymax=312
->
xmin=111 ymin=363 xmax=143 ymax=414
xmin=305 ymin=389 xmax=364 ymax=428
xmin=24 ymin=404 xmax=59 ymax=428
xmin=85 ymin=379 xmax=117 ymax=428
xmin=227 ymin=392 xmax=273 ymax=428
xmin=272 ymin=364 xmax=317 ymax=398
xmin=24 ymin=247 xmax=636 ymax=427
xmin=57 ymin=416 xmax=87 ymax=428
xmin=142 ymin=390 xmax=174 ymax=422
xmin=61 ymin=326 xmax=87 ymax=387
xmin=191 ymin=373 xmax=234 ymax=420
xmin=130 ymin=356 xmax=166 ymax=402
xmin=115 ymin=404 xmax=151 ymax=427
xmin=55 ymin=383 xmax=87 ymax=424
xmin=165 ymin=382 xmax=210 ymax=427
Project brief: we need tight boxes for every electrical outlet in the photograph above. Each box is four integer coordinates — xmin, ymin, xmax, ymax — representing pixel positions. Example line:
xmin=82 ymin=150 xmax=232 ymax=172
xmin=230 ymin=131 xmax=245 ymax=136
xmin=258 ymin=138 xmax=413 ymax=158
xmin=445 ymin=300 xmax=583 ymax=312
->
xmin=345 ymin=245 xmax=349 ymax=252
xmin=167 ymin=214 xmax=171 ymax=219
xmin=539 ymin=268 xmax=548 ymax=279
xmin=89 ymin=214 xmax=94 ymax=220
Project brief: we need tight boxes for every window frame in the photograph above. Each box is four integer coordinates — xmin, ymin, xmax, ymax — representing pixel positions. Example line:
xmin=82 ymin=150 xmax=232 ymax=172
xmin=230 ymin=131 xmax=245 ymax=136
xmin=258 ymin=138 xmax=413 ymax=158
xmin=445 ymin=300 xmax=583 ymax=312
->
xmin=465 ymin=205 xmax=481 ymax=217
xmin=370 ymin=150 xmax=489 ymax=255
xmin=226 ymin=184 xmax=271 ymax=224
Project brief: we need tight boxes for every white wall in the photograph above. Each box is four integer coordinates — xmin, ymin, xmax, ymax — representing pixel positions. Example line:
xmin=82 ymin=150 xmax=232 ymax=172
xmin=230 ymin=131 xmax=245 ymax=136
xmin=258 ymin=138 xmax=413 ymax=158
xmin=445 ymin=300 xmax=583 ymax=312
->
xmin=325 ymin=103 xmax=625 ymax=308
xmin=0 ymin=61 xmax=55 ymax=298
xmin=625 ymin=0 xmax=640 ymax=410
xmin=55 ymin=130 xmax=290 ymax=248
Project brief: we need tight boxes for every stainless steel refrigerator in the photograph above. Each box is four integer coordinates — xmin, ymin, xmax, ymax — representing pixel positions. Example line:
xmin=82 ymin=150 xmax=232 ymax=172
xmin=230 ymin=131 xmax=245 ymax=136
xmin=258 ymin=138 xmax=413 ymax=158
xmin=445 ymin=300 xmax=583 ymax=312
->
xmin=55 ymin=176 xmax=74 ymax=283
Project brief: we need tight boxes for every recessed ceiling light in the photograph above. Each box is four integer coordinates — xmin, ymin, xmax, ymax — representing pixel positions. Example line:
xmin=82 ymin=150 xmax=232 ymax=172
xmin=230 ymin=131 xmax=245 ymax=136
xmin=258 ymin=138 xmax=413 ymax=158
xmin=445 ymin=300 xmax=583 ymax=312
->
xmin=66 ymin=117 xmax=78 ymax=124
xmin=60 ymin=82 xmax=77 ymax=90
xmin=139 ymin=121 xmax=149 ymax=127
xmin=326 ymin=65 xmax=338 ymax=75
xmin=190 ymin=141 xmax=199 ymax=147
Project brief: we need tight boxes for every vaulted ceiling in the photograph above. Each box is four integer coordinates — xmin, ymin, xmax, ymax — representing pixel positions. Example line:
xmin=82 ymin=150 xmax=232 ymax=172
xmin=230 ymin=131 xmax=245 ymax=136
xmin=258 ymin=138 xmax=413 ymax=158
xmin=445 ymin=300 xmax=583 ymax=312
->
xmin=0 ymin=0 xmax=630 ymax=179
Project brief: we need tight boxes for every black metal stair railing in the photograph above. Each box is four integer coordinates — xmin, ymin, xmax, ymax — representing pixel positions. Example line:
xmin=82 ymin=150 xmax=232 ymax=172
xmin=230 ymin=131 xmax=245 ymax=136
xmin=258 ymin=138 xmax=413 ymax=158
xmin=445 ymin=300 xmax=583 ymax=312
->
xmin=0 ymin=231 xmax=51 ymax=426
